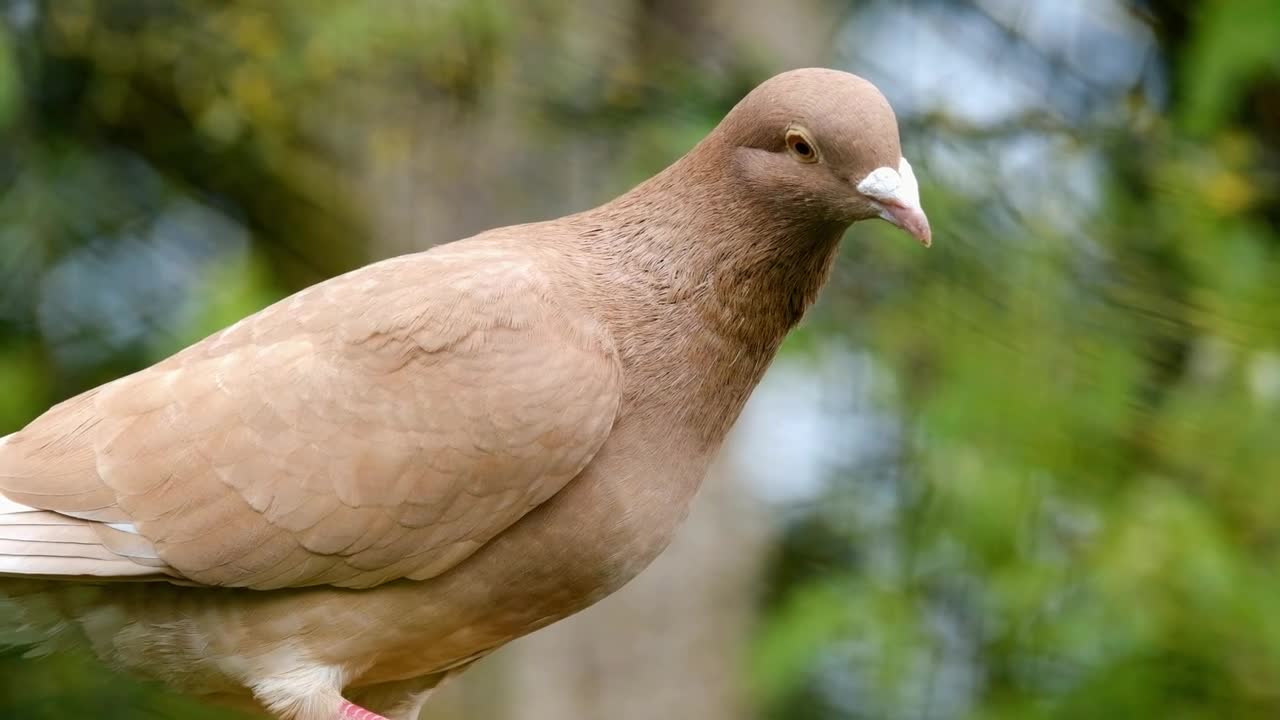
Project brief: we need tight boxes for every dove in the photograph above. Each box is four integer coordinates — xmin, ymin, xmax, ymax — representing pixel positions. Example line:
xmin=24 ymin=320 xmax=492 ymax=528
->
xmin=0 ymin=67 xmax=930 ymax=719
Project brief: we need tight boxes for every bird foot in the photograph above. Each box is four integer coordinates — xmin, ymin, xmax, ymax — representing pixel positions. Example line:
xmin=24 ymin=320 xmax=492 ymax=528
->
xmin=339 ymin=700 xmax=390 ymax=720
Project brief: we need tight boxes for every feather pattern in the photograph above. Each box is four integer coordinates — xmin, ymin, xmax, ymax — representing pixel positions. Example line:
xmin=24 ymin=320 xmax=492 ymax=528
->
xmin=0 ymin=247 xmax=623 ymax=590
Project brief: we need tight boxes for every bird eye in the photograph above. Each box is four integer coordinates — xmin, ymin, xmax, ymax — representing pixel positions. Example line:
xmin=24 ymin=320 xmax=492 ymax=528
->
xmin=785 ymin=129 xmax=818 ymax=163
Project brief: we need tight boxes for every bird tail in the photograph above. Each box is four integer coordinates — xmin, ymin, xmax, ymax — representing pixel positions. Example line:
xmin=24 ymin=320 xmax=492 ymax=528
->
xmin=0 ymin=435 xmax=84 ymax=655
xmin=0 ymin=433 xmax=171 ymax=580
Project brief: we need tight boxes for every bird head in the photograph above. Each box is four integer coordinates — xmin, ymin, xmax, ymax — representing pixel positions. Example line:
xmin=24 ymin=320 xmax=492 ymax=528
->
xmin=717 ymin=68 xmax=931 ymax=247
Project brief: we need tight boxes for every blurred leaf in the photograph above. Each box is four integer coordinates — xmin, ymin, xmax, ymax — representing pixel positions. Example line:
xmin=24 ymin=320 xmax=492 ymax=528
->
xmin=0 ymin=29 xmax=21 ymax=130
xmin=1181 ymin=0 xmax=1280 ymax=134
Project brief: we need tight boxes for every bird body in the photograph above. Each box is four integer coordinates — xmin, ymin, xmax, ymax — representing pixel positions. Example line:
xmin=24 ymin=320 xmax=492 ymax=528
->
xmin=0 ymin=68 xmax=930 ymax=719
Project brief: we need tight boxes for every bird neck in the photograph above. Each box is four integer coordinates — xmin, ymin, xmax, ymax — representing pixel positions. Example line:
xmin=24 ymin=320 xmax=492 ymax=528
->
xmin=589 ymin=140 xmax=847 ymax=339
xmin=571 ymin=139 xmax=848 ymax=444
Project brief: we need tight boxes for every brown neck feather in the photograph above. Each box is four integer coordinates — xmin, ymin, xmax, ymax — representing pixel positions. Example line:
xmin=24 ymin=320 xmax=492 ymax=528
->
xmin=567 ymin=135 xmax=849 ymax=446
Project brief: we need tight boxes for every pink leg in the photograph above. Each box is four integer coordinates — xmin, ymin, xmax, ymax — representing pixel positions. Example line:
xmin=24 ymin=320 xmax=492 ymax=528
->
xmin=339 ymin=700 xmax=390 ymax=720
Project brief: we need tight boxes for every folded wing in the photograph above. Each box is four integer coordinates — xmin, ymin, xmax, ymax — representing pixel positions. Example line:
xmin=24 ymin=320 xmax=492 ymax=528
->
xmin=0 ymin=241 xmax=621 ymax=590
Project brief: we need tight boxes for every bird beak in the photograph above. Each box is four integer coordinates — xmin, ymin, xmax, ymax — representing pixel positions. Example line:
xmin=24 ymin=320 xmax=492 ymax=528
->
xmin=856 ymin=157 xmax=932 ymax=247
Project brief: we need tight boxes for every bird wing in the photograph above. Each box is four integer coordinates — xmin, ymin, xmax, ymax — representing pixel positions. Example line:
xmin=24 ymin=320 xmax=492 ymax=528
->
xmin=0 ymin=239 xmax=622 ymax=590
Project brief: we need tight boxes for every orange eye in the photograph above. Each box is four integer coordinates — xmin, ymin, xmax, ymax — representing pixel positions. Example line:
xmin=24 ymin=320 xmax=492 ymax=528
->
xmin=786 ymin=130 xmax=818 ymax=162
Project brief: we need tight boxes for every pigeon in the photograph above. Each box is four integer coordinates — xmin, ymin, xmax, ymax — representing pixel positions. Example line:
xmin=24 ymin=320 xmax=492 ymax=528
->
xmin=0 ymin=68 xmax=930 ymax=720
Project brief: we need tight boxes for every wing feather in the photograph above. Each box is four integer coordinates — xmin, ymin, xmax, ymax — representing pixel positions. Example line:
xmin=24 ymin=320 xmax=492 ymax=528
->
xmin=0 ymin=239 xmax=621 ymax=589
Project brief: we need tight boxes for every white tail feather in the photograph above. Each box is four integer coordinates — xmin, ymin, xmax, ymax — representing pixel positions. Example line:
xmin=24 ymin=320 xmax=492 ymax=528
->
xmin=0 ymin=440 xmax=167 ymax=578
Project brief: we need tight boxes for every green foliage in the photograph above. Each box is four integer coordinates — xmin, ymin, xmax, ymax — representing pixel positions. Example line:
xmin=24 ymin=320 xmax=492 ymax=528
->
xmin=0 ymin=28 xmax=19 ymax=130
xmin=753 ymin=3 xmax=1280 ymax=719
xmin=1182 ymin=0 xmax=1280 ymax=134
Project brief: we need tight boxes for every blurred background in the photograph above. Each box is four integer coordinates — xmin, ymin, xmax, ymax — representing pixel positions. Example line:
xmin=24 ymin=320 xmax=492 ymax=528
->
xmin=0 ymin=0 xmax=1278 ymax=718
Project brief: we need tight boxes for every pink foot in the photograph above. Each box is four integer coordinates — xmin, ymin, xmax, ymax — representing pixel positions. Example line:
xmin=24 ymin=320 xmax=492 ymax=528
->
xmin=340 ymin=700 xmax=390 ymax=720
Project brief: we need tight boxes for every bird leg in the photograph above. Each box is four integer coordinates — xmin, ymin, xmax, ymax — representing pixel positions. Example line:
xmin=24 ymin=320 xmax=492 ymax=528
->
xmin=339 ymin=700 xmax=390 ymax=720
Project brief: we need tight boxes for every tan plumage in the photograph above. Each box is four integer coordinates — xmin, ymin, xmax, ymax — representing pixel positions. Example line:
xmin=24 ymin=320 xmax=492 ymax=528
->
xmin=2 ymin=246 xmax=620 ymax=590
xmin=0 ymin=68 xmax=930 ymax=719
